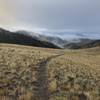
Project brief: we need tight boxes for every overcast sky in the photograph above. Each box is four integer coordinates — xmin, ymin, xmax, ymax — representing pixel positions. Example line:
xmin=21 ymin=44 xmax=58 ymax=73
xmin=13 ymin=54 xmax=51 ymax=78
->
xmin=0 ymin=0 xmax=100 ymax=39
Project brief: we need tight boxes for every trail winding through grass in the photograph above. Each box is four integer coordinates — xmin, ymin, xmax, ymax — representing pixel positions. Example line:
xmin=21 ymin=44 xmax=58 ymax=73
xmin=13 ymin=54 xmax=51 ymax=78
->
xmin=36 ymin=53 xmax=64 ymax=100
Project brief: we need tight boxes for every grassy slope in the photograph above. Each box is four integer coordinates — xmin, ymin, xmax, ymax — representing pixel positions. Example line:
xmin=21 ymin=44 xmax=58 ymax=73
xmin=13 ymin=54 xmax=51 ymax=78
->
xmin=0 ymin=43 xmax=100 ymax=100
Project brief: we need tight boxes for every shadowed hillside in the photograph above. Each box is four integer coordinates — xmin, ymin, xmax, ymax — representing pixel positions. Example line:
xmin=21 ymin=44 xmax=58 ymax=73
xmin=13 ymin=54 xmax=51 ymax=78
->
xmin=64 ymin=39 xmax=100 ymax=49
xmin=1 ymin=28 xmax=100 ymax=49
xmin=0 ymin=28 xmax=60 ymax=49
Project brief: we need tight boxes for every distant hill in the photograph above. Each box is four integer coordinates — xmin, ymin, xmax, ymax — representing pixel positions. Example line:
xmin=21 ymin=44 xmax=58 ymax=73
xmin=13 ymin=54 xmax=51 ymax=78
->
xmin=0 ymin=28 xmax=100 ymax=49
xmin=0 ymin=28 xmax=60 ymax=49
xmin=64 ymin=39 xmax=100 ymax=49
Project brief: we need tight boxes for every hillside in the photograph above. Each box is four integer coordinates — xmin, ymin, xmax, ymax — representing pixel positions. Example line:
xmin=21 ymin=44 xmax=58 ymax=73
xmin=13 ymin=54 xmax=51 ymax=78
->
xmin=1 ymin=28 xmax=100 ymax=49
xmin=0 ymin=43 xmax=100 ymax=100
xmin=64 ymin=39 xmax=100 ymax=49
xmin=16 ymin=30 xmax=66 ymax=48
xmin=0 ymin=28 xmax=60 ymax=49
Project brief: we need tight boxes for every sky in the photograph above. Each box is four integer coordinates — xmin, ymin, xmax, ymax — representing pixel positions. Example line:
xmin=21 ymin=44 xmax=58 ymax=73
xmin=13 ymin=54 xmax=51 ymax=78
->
xmin=0 ymin=0 xmax=100 ymax=39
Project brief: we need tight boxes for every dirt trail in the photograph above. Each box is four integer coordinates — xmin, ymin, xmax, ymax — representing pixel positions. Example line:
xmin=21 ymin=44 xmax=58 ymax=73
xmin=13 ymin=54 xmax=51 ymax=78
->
xmin=36 ymin=53 xmax=64 ymax=100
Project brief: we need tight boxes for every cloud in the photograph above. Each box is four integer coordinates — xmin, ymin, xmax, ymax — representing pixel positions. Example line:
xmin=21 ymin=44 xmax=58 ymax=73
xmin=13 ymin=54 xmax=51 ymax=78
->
xmin=0 ymin=0 xmax=100 ymax=33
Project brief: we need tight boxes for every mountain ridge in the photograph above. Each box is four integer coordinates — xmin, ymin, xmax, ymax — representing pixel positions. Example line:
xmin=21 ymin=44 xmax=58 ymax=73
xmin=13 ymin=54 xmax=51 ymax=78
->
xmin=0 ymin=28 xmax=60 ymax=49
xmin=0 ymin=28 xmax=100 ymax=49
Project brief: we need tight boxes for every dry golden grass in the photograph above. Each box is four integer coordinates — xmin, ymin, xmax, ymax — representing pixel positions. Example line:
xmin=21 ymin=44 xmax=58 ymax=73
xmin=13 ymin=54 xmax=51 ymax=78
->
xmin=0 ymin=43 xmax=100 ymax=100
xmin=47 ymin=49 xmax=100 ymax=100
